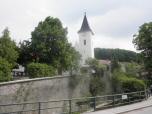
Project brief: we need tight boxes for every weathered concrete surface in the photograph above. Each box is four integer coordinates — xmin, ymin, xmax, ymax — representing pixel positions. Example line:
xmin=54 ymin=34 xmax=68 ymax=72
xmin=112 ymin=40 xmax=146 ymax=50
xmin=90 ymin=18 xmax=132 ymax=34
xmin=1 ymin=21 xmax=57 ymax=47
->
xmin=0 ymin=75 xmax=90 ymax=114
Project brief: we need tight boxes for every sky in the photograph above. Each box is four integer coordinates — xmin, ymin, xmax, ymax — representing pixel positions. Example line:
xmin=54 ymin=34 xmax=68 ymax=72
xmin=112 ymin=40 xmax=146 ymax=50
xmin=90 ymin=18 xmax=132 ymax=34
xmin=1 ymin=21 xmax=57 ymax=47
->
xmin=0 ymin=0 xmax=152 ymax=51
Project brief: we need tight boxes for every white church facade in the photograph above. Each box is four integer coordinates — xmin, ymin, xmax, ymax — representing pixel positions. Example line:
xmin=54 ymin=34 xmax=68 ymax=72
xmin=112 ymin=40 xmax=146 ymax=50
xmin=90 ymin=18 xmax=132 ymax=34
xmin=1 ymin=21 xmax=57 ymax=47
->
xmin=76 ymin=13 xmax=94 ymax=65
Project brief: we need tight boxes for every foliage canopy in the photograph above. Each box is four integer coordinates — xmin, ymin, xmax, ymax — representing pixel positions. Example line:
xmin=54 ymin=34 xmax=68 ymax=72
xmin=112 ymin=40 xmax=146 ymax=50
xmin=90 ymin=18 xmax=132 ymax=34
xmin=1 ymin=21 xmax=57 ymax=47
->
xmin=112 ymin=68 xmax=145 ymax=93
xmin=0 ymin=28 xmax=18 ymax=67
xmin=0 ymin=57 xmax=12 ymax=82
xmin=19 ymin=16 xmax=80 ymax=74
xmin=27 ymin=63 xmax=56 ymax=78
xmin=94 ymin=48 xmax=137 ymax=62
xmin=133 ymin=22 xmax=152 ymax=77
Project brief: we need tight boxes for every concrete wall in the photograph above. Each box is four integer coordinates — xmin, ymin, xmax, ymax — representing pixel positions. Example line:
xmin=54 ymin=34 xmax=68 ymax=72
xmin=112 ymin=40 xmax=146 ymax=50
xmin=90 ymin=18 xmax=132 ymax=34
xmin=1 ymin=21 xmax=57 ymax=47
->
xmin=0 ymin=75 xmax=91 ymax=114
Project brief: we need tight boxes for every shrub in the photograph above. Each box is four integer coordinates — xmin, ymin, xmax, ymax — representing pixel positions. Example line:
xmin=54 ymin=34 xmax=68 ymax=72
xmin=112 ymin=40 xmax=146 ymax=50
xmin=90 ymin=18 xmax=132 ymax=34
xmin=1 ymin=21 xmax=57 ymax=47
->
xmin=27 ymin=63 xmax=56 ymax=78
xmin=112 ymin=69 xmax=146 ymax=93
xmin=0 ymin=57 xmax=12 ymax=82
xmin=85 ymin=58 xmax=105 ymax=96
xmin=111 ymin=58 xmax=120 ymax=72
xmin=80 ymin=67 xmax=88 ymax=74
xmin=89 ymin=76 xmax=105 ymax=96
xmin=121 ymin=77 xmax=145 ymax=92
xmin=124 ymin=62 xmax=141 ymax=77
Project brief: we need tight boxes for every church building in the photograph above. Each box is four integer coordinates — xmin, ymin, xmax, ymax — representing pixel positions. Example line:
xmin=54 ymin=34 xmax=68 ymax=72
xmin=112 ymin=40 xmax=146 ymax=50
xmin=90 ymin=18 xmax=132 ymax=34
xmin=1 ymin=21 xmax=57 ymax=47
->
xmin=76 ymin=13 xmax=94 ymax=65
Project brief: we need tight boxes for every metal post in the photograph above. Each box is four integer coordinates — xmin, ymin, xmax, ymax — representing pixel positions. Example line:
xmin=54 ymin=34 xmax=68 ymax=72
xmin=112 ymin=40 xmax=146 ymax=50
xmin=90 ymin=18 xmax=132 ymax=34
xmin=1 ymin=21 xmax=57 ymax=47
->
xmin=145 ymin=89 xmax=147 ymax=100
xmin=113 ymin=95 xmax=115 ymax=107
xmin=148 ymin=89 xmax=150 ymax=98
xmin=93 ymin=97 xmax=96 ymax=111
xmin=38 ymin=102 xmax=41 ymax=114
xmin=69 ymin=100 xmax=72 ymax=114
xmin=128 ymin=95 xmax=130 ymax=104
xmin=139 ymin=91 xmax=142 ymax=100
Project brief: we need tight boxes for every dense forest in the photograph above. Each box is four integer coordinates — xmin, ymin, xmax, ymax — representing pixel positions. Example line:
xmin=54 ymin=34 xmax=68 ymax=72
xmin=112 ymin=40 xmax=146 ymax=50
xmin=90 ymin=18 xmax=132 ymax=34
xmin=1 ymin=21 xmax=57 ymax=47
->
xmin=94 ymin=48 xmax=138 ymax=62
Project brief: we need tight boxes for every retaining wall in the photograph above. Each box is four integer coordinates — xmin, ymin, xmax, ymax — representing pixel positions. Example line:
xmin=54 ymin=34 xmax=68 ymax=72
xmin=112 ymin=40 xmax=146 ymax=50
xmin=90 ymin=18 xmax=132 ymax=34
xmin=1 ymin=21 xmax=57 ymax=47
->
xmin=0 ymin=75 xmax=90 ymax=114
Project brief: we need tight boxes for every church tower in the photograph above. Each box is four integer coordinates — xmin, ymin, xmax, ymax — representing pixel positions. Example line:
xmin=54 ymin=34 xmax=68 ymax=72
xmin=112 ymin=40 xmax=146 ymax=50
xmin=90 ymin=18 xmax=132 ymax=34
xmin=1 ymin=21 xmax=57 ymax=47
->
xmin=78 ymin=13 xmax=94 ymax=65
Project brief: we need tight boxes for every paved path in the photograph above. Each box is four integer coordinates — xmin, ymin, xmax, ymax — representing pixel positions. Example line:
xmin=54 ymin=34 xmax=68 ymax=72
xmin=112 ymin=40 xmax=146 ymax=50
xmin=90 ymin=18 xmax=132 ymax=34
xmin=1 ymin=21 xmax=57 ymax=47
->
xmin=121 ymin=106 xmax=152 ymax=114
xmin=84 ymin=97 xmax=152 ymax=114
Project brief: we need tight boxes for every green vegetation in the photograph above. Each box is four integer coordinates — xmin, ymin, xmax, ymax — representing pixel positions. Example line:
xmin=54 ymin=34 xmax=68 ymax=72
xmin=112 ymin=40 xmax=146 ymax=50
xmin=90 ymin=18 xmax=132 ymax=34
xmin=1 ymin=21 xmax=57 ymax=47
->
xmin=86 ymin=58 xmax=105 ymax=96
xmin=133 ymin=22 xmax=152 ymax=79
xmin=0 ymin=17 xmax=80 ymax=82
xmin=0 ymin=28 xmax=18 ymax=67
xmin=109 ymin=51 xmax=146 ymax=93
xmin=111 ymin=60 xmax=146 ymax=93
xmin=85 ymin=58 xmax=144 ymax=95
xmin=123 ymin=62 xmax=142 ymax=77
xmin=111 ymin=56 xmax=120 ymax=72
xmin=0 ymin=28 xmax=18 ymax=82
xmin=94 ymin=48 xmax=137 ymax=62
xmin=71 ymin=112 xmax=80 ymax=114
xmin=112 ymin=69 xmax=145 ymax=93
xmin=86 ymin=58 xmax=107 ymax=76
xmin=18 ymin=16 xmax=80 ymax=75
xmin=0 ymin=57 xmax=12 ymax=82
xmin=27 ymin=63 xmax=56 ymax=78
xmin=89 ymin=76 xmax=105 ymax=96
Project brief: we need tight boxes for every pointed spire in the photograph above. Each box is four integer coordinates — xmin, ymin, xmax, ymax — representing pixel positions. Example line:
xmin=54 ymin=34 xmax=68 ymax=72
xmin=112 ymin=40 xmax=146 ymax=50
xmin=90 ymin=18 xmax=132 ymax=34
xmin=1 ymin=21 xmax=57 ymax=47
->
xmin=78 ymin=13 xmax=94 ymax=35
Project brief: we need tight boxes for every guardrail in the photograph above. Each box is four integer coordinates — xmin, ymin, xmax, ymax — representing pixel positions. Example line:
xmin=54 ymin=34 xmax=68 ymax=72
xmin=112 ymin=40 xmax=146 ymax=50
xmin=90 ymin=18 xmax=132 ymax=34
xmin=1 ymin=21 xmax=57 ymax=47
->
xmin=0 ymin=90 xmax=150 ymax=114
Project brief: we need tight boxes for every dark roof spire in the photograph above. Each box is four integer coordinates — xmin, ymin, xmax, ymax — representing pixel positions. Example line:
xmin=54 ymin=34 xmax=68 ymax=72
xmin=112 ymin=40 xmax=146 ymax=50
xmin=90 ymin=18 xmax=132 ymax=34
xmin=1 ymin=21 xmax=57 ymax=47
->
xmin=78 ymin=13 xmax=94 ymax=35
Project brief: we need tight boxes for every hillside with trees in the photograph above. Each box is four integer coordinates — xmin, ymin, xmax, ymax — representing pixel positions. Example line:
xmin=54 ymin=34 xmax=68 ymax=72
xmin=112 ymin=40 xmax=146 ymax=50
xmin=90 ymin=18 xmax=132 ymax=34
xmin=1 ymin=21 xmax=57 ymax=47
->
xmin=94 ymin=48 xmax=138 ymax=62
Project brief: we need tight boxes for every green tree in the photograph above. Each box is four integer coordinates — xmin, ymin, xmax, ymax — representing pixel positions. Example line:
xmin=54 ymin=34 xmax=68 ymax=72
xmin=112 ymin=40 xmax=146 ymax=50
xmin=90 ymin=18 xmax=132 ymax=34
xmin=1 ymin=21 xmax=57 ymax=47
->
xmin=94 ymin=48 xmax=137 ymax=62
xmin=133 ymin=22 xmax=152 ymax=78
xmin=89 ymin=76 xmax=104 ymax=96
xmin=19 ymin=17 xmax=80 ymax=74
xmin=86 ymin=58 xmax=105 ymax=96
xmin=0 ymin=28 xmax=18 ymax=67
xmin=17 ymin=40 xmax=32 ymax=65
xmin=86 ymin=58 xmax=106 ymax=76
xmin=111 ymin=56 xmax=120 ymax=72
xmin=0 ymin=57 xmax=12 ymax=82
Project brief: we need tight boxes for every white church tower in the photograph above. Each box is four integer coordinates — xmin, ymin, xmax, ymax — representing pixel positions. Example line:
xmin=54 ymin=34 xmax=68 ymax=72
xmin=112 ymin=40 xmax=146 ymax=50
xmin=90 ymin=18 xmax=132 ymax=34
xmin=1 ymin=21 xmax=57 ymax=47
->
xmin=77 ymin=13 xmax=94 ymax=65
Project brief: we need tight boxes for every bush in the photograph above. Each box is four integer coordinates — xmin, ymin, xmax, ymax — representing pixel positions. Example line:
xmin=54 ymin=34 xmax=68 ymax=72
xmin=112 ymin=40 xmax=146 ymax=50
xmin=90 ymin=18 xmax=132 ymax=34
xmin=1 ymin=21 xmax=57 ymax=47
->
xmin=27 ymin=63 xmax=56 ymax=78
xmin=0 ymin=58 xmax=12 ymax=82
xmin=120 ymin=76 xmax=145 ymax=92
xmin=112 ymin=69 xmax=146 ymax=93
xmin=89 ymin=76 xmax=105 ymax=96
xmin=124 ymin=62 xmax=141 ymax=77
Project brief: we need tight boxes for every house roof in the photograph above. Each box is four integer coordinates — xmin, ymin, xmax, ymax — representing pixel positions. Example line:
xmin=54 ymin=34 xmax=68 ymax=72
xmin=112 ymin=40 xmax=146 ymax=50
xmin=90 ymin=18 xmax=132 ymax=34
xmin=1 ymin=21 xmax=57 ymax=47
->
xmin=98 ymin=60 xmax=111 ymax=65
